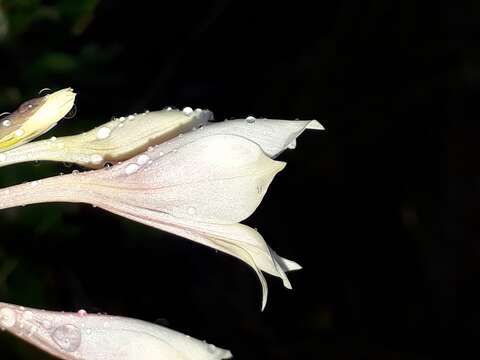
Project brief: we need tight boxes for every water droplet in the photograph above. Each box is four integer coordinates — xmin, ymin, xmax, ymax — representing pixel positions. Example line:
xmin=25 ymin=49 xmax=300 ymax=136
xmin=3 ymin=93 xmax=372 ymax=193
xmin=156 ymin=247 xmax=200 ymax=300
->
xmin=96 ymin=127 xmax=111 ymax=140
xmin=0 ymin=112 xmax=11 ymax=120
xmin=85 ymin=328 xmax=92 ymax=335
xmin=183 ymin=107 xmax=193 ymax=115
xmin=0 ymin=154 xmax=6 ymax=162
xmin=90 ymin=154 xmax=104 ymax=164
xmin=165 ymin=106 xmax=173 ymax=111
xmin=38 ymin=88 xmax=52 ymax=95
xmin=22 ymin=311 xmax=33 ymax=320
xmin=119 ymin=116 xmax=126 ymax=122
xmin=187 ymin=207 xmax=196 ymax=215
xmin=0 ymin=308 xmax=16 ymax=328
xmin=137 ymin=154 xmax=150 ymax=165
xmin=72 ymin=170 xmax=79 ymax=175
xmin=246 ymin=116 xmax=256 ymax=124
xmin=287 ymin=139 xmax=297 ymax=149
xmin=42 ymin=320 xmax=52 ymax=329
xmin=50 ymin=136 xmax=57 ymax=142
xmin=125 ymin=163 xmax=140 ymax=175
xmin=15 ymin=129 xmax=25 ymax=137
xmin=52 ymin=324 xmax=81 ymax=352
xmin=77 ymin=309 xmax=87 ymax=317
xmin=208 ymin=344 xmax=217 ymax=353
xmin=2 ymin=119 xmax=11 ymax=127
xmin=128 ymin=115 xmax=135 ymax=120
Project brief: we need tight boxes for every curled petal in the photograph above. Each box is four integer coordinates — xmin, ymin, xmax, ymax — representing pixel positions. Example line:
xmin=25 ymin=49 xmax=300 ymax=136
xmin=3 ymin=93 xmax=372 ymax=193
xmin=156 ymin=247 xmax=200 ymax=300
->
xmin=0 ymin=302 xmax=232 ymax=359
xmin=0 ymin=88 xmax=76 ymax=151
xmin=85 ymin=202 xmax=301 ymax=310
xmin=0 ymin=108 xmax=213 ymax=168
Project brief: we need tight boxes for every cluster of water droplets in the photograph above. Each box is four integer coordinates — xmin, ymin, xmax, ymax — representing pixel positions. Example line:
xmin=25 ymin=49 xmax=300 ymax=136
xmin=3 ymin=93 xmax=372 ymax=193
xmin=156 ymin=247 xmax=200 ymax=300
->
xmin=124 ymin=152 xmax=152 ymax=175
xmin=0 ymin=306 xmax=129 ymax=355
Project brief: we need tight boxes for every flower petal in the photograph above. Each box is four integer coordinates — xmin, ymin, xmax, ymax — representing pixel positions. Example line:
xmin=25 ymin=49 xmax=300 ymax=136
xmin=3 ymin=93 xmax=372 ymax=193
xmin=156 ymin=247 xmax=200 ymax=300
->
xmin=0 ymin=88 xmax=76 ymax=151
xmin=0 ymin=302 xmax=232 ymax=359
xmin=86 ymin=134 xmax=285 ymax=224
xmin=0 ymin=108 xmax=213 ymax=168
xmin=143 ymin=117 xmax=324 ymax=159
xmin=58 ymin=200 xmax=299 ymax=310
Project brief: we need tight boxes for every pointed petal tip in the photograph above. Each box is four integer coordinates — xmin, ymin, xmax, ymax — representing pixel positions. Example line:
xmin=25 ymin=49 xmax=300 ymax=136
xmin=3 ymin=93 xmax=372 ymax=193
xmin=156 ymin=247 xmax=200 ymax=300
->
xmin=286 ymin=260 xmax=302 ymax=271
xmin=306 ymin=120 xmax=325 ymax=130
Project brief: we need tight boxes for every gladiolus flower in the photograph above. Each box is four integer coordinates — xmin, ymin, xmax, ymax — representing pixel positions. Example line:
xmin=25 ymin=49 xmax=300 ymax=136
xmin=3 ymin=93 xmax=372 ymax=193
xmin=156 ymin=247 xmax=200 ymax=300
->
xmin=0 ymin=117 xmax=323 ymax=309
xmin=0 ymin=108 xmax=212 ymax=168
xmin=0 ymin=302 xmax=232 ymax=359
xmin=0 ymin=88 xmax=76 ymax=151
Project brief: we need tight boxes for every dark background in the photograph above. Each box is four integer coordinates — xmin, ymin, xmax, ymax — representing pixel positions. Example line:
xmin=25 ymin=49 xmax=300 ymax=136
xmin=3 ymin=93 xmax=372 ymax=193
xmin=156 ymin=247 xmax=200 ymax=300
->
xmin=0 ymin=1 xmax=472 ymax=359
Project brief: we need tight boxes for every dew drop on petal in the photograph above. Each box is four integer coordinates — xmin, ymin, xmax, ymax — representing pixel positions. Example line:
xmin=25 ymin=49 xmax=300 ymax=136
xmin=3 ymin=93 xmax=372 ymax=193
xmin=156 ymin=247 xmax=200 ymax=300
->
xmin=246 ymin=116 xmax=256 ymax=124
xmin=52 ymin=324 xmax=81 ymax=352
xmin=125 ymin=163 xmax=140 ymax=175
xmin=187 ymin=207 xmax=196 ymax=215
xmin=182 ymin=107 xmax=193 ymax=115
xmin=90 ymin=154 xmax=104 ymax=165
xmin=14 ymin=129 xmax=25 ymax=137
xmin=22 ymin=311 xmax=33 ymax=320
xmin=287 ymin=139 xmax=297 ymax=149
xmin=0 ymin=112 xmax=11 ymax=119
xmin=2 ymin=119 xmax=11 ymax=127
xmin=0 ymin=308 xmax=16 ymax=328
xmin=137 ymin=154 xmax=150 ymax=165
xmin=128 ymin=115 xmax=135 ymax=120
xmin=77 ymin=309 xmax=87 ymax=317
xmin=38 ymin=88 xmax=52 ymax=95
xmin=96 ymin=127 xmax=111 ymax=140
xmin=42 ymin=320 xmax=52 ymax=329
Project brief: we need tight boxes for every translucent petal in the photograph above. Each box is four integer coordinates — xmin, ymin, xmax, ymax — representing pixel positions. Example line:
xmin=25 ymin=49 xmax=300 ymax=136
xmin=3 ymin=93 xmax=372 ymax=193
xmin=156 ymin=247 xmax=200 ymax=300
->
xmin=148 ymin=117 xmax=324 ymax=159
xmin=0 ymin=302 xmax=232 ymax=359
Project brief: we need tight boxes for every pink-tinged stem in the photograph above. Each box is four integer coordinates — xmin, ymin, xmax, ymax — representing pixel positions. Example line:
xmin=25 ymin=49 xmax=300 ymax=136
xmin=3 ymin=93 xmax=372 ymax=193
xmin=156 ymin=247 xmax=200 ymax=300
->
xmin=0 ymin=174 xmax=88 ymax=210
